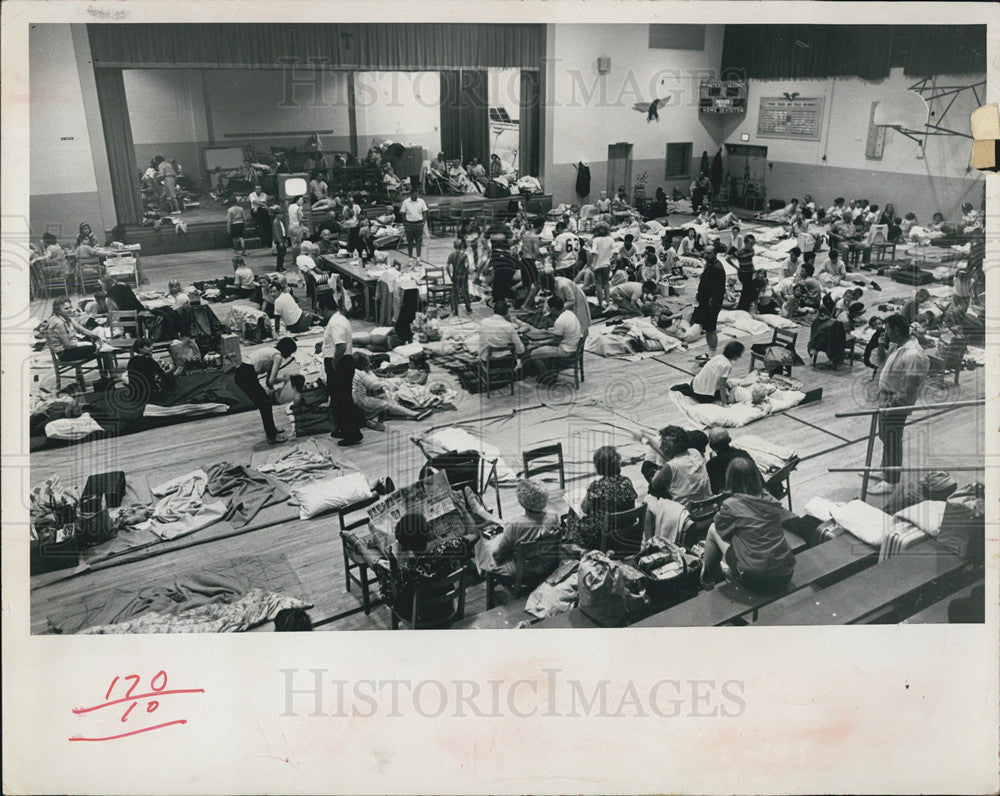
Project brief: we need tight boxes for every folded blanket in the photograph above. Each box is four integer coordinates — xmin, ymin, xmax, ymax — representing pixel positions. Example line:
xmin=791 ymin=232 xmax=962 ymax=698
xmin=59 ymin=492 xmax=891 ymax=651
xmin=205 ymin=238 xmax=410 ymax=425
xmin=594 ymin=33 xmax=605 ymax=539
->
xmin=893 ymin=500 xmax=947 ymax=537
xmin=830 ymin=500 xmax=892 ymax=547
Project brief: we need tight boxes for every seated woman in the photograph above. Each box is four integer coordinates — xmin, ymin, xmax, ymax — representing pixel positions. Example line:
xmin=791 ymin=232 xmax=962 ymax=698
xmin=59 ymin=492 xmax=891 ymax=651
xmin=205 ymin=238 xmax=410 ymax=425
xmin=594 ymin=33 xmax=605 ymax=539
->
xmin=45 ymin=297 xmax=112 ymax=377
xmin=474 ymin=478 xmax=561 ymax=579
xmin=699 ymin=457 xmax=795 ymax=594
xmin=564 ymin=446 xmax=639 ymax=551
xmin=126 ymin=337 xmax=175 ymax=402
xmin=382 ymin=164 xmax=403 ymax=194
xmin=671 ymin=341 xmax=745 ymax=405
xmin=227 ymin=255 xmax=258 ymax=300
xmin=370 ymin=513 xmax=474 ymax=627
xmin=809 ymin=301 xmax=863 ymax=370
xmin=101 ymin=274 xmax=145 ymax=314
xmin=74 ymin=222 xmax=104 ymax=261
xmin=167 ymin=279 xmax=190 ymax=310
xmin=351 ymin=352 xmax=432 ymax=431
xmin=676 ymin=227 xmax=705 ymax=267
xmin=83 ymin=290 xmax=110 ymax=317
xmin=647 ymin=425 xmax=713 ymax=506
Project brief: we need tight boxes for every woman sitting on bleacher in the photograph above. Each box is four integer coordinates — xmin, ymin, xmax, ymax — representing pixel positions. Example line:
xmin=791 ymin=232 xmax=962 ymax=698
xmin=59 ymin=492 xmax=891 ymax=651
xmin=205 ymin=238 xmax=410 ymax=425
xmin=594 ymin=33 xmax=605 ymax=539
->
xmin=700 ymin=457 xmax=795 ymax=594
xmin=564 ymin=446 xmax=639 ymax=551
xmin=648 ymin=426 xmax=713 ymax=506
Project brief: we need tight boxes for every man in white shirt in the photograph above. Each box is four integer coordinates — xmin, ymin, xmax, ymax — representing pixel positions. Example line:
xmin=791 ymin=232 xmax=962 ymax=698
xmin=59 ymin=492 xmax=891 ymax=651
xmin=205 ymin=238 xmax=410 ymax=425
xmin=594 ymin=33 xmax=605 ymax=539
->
xmin=527 ymin=295 xmax=582 ymax=383
xmin=609 ymin=279 xmax=658 ymax=315
xmin=248 ymin=186 xmax=271 ymax=247
xmin=478 ymin=300 xmax=525 ymax=362
xmin=400 ymin=188 xmax=429 ymax=259
xmin=288 ymin=196 xmax=304 ymax=228
xmin=868 ymin=313 xmax=930 ymax=492
xmin=552 ymin=221 xmax=581 ymax=276
xmin=322 ymin=301 xmax=363 ymax=446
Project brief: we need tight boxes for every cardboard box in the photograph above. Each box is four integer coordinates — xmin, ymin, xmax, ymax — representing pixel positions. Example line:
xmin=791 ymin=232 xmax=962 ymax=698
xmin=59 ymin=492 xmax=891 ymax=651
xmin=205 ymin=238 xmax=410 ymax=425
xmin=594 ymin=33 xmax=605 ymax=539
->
xmin=82 ymin=471 xmax=127 ymax=509
xmin=219 ymin=333 xmax=241 ymax=371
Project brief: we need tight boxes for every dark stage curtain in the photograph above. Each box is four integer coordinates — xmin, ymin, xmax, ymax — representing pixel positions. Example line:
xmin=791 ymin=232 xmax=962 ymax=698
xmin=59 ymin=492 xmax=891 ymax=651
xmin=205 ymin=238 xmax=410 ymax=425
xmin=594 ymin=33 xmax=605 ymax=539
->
xmin=519 ymin=70 xmax=541 ymax=177
xmin=439 ymin=71 xmax=463 ymax=160
xmin=460 ymin=70 xmax=489 ymax=167
xmin=93 ymin=68 xmax=143 ymax=226
xmin=722 ymin=25 xmax=985 ymax=81
xmin=88 ymin=24 xmax=544 ymax=70
xmin=439 ymin=70 xmax=488 ymax=164
xmin=721 ymin=26 xmax=893 ymax=80
xmin=897 ymin=26 xmax=986 ymax=77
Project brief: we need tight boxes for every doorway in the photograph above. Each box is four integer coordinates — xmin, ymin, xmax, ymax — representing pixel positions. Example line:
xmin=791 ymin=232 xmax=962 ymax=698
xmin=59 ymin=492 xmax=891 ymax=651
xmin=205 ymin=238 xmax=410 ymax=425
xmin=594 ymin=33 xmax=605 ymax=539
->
xmin=723 ymin=143 xmax=767 ymax=209
xmin=607 ymin=142 xmax=633 ymax=199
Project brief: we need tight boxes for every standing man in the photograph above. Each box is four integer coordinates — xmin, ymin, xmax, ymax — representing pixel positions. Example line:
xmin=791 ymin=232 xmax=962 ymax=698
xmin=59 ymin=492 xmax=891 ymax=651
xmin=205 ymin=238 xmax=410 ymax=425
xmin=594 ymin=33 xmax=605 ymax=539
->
xmin=691 ymin=248 xmax=727 ymax=364
xmin=157 ymin=156 xmax=181 ymax=214
xmin=226 ymin=201 xmax=248 ymax=254
xmin=868 ymin=314 xmax=930 ymax=494
xmin=249 ymin=185 xmax=272 ymax=248
xmin=400 ymin=188 xmax=429 ymax=259
xmin=488 ymin=232 xmax=520 ymax=304
xmin=734 ymin=233 xmax=757 ymax=311
xmin=271 ymin=206 xmax=288 ymax=272
xmin=322 ymin=299 xmax=363 ymax=447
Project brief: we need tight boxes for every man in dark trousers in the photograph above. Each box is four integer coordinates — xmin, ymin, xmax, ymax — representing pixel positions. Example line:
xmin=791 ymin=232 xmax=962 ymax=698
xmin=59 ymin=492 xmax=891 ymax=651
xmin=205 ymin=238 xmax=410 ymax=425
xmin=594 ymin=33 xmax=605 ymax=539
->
xmin=691 ymin=248 xmax=727 ymax=364
xmin=271 ymin=206 xmax=288 ymax=272
xmin=868 ymin=313 xmax=930 ymax=493
xmin=322 ymin=299 xmax=363 ymax=447
xmin=734 ymin=234 xmax=757 ymax=311
xmin=488 ymin=232 xmax=520 ymax=304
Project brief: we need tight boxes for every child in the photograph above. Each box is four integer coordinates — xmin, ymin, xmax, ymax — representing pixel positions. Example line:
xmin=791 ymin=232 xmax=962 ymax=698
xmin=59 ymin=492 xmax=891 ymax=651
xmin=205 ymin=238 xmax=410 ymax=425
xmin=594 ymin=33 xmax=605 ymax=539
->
xmin=446 ymin=240 xmax=471 ymax=315
xmin=405 ymin=351 xmax=431 ymax=385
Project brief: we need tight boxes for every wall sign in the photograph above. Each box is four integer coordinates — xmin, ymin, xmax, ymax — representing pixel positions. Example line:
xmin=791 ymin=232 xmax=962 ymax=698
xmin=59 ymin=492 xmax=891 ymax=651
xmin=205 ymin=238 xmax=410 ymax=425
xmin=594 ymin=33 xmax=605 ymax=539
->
xmin=757 ymin=96 xmax=825 ymax=141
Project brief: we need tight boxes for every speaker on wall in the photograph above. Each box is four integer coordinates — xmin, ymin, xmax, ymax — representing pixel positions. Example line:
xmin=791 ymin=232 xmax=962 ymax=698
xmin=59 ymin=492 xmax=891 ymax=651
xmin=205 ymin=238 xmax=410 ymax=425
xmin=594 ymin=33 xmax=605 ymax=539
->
xmin=597 ymin=57 xmax=611 ymax=75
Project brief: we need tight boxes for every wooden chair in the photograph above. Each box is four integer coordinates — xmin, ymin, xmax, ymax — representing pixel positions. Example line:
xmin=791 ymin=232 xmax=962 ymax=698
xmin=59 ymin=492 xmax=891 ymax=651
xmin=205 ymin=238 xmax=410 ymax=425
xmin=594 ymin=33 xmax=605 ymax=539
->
xmin=763 ymin=455 xmax=801 ymax=511
xmin=485 ymin=535 xmax=563 ymax=609
xmin=418 ymin=448 xmax=503 ymax=519
xmin=108 ymin=310 xmax=139 ymax=338
xmin=49 ymin=346 xmax=100 ymax=392
xmin=38 ymin=261 xmax=71 ymax=298
xmin=928 ymin=338 xmax=967 ymax=386
xmin=426 ymin=204 xmax=442 ymax=236
xmin=338 ymin=493 xmax=384 ymax=616
xmin=547 ymin=333 xmax=587 ymax=389
xmin=105 ymin=256 xmax=138 ymax=288
xmin=600 ymin=504 xmax=646 ymax=554
xmin=810 ymin=337 xmax=858 ymax=368
xmin=749 ymin=328 xmax=799 ymax=376
xmin=477 ymin=346 xmax=517 ymax=398
xmin=872 ymin=241 xmax=897 ymax=264
xmin=390 ymin=566 xmax=468 ymax=629
xmin=521 ymin=442 xmax=565 ymax=489
xmin=76 ymin=258 xmax=104 ymax=295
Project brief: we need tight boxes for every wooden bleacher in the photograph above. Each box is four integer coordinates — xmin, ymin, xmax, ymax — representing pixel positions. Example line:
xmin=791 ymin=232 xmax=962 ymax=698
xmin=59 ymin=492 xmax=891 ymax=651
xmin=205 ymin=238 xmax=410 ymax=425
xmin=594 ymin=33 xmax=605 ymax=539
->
xmin=753 ymin=539 xmax=970 ymax=626
xmin=633 ymin=532 xmax=878 ymax=628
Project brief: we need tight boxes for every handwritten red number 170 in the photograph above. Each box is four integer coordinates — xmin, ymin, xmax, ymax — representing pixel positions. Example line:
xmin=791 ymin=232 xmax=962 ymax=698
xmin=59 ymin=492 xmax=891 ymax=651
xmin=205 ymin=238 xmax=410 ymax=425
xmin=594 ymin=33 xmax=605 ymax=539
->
xmin=70 ymin=671 xmax=205 ymax=742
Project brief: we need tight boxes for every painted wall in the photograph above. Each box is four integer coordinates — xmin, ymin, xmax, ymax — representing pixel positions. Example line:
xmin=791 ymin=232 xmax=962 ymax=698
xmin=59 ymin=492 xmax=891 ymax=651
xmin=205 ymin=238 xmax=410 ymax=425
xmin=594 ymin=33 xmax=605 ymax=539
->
xmin=123 ymin=69 xmax=210 ymax=182
xmin=203 ymin=69 xmax=354 ymax=157
xmin=544 ymin=24 xmax=725 ymax=205
xmin=726 ymin=67 xmax=985 ymax=220
xmin=353 ymin=71 xmax=441 ymax=157
xmin=29 ymin=24 xmax=105 ymax=237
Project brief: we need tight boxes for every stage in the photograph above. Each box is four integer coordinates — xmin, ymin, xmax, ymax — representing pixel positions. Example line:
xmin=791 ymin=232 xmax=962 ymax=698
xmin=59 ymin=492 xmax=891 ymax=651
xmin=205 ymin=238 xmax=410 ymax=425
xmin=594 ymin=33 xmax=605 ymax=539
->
xmin=122 ymin=191 xmax=554 ymax=258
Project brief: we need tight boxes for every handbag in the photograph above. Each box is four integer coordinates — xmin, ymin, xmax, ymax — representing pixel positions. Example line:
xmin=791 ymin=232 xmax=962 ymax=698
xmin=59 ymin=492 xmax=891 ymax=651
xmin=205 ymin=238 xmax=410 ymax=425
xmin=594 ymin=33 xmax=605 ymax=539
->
xmin=577 ymin=551 xmax=647 ymax=627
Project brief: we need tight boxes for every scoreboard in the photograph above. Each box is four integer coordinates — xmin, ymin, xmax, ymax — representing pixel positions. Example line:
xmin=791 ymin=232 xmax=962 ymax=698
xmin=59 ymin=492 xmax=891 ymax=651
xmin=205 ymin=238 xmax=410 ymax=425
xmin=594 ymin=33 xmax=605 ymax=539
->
xmin=699 ymin=79 xmax=748 ymax=114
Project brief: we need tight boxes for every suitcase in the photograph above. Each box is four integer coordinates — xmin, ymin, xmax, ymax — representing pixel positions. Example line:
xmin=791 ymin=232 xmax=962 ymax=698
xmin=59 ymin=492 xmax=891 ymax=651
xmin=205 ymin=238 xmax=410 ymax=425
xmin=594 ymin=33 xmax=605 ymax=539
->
xmin=82 ymin=471 xmax=126 ymax=509
xmin=219 ymin=333 xmax=241 ymax=372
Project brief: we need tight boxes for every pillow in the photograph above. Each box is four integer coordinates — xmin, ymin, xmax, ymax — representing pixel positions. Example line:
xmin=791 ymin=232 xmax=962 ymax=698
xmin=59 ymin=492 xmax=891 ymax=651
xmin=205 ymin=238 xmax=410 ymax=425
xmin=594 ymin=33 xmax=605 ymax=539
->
xmin=893 ymin=500 xmax=947 ymax=537
xmin=830 ymin=500 xmax=893 ymax=547
xmin=291 ymin=472 xmax=372 ymax=520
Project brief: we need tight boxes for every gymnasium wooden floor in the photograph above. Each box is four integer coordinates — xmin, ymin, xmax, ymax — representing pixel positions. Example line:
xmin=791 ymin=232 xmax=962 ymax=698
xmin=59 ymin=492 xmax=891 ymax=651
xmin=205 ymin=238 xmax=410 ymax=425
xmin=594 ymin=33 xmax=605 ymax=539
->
xmin=26 ymin=229 xmax=986 ymax=633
